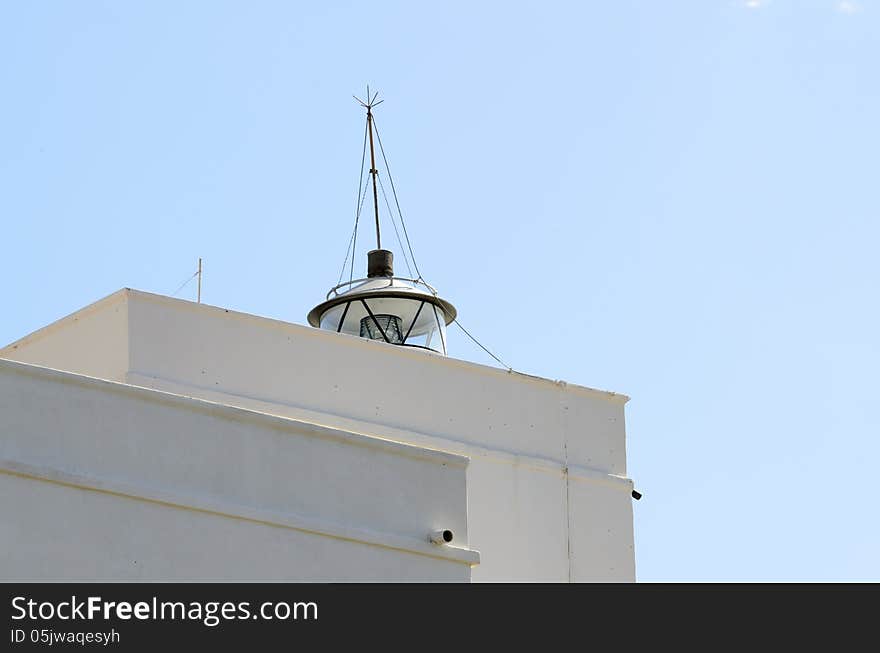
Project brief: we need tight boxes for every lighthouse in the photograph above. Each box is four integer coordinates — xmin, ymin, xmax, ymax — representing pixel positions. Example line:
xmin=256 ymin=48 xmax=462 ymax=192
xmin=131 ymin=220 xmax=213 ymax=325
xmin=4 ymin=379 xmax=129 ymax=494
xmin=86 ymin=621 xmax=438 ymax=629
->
xmin=0 ymin=92 xmax=636 ymax=582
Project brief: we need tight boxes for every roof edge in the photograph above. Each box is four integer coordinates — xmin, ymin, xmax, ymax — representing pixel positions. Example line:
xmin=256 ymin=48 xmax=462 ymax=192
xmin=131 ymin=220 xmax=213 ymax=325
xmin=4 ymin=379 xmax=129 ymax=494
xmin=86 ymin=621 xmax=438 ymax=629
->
xmin=126 ymin=289 xmax=630 ymax=403
xmin=0 ymin=356 xmax=470 ymax=469
xmin=0 ymin=288 xmax=131 ymax=356
xmin=2 ymin=287 xmax=630 ymax=405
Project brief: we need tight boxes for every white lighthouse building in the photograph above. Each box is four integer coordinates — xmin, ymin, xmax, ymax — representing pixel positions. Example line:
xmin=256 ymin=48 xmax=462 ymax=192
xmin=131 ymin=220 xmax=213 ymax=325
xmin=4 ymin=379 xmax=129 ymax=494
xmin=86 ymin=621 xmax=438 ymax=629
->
xmin=0 ymin=96 xmax=636 ymax=582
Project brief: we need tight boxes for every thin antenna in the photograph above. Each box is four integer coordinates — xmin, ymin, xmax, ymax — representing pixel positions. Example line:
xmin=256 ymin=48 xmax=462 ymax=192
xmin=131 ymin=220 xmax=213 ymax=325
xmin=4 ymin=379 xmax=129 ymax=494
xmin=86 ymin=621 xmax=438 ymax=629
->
xmin=354 ymin=86 xmax=384 ymax=250
xmin=197 ymin=257 xmax=202 ymax=303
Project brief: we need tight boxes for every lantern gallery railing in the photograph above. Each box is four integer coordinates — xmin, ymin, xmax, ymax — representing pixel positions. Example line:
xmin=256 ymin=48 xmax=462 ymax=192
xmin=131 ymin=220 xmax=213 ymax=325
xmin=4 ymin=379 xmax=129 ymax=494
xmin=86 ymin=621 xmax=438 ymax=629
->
xmin=325 ymin=276 xmax=441 ymax=301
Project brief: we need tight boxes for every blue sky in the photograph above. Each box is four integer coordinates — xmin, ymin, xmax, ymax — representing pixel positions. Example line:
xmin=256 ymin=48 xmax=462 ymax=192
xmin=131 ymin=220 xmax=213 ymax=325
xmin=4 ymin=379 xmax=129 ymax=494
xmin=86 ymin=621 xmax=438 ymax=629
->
xmin=1 ymin=1 xmax=877 ymax=581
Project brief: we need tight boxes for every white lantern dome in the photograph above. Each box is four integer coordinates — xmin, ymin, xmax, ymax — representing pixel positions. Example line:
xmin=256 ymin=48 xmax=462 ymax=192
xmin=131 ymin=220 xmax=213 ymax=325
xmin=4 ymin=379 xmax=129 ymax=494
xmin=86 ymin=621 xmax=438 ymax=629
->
xmin=308 ymin=249 xmax=456 ymax=355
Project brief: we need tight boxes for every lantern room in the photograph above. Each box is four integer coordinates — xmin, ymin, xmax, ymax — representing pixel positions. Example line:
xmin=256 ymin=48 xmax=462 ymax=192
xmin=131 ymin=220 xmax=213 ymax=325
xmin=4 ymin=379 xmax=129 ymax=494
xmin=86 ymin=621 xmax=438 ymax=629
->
xmin=308 ymin=249 xmax=456 ymax=355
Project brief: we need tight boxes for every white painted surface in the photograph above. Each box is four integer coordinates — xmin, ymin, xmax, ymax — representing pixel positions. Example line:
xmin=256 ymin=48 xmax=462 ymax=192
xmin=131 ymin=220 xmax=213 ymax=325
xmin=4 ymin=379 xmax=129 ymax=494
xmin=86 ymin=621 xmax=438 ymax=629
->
xmin=568 ymin=470 xmax=636 ymax=582
xmin=1 ymin=288 xmax=636 ymax=581
xmin=0 ymin=359 xmax=474 ymax=581
xmin=1 ymin=290 xmax=128 ymax=383
xmin=0 ymin=473 xmax=470 ymax=582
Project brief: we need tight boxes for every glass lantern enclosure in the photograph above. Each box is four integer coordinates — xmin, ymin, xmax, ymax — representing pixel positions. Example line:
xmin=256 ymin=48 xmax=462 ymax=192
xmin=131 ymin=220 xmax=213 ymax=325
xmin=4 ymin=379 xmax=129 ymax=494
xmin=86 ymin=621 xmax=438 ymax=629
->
xmin=308 ymin=253 xmax=455 ymax=355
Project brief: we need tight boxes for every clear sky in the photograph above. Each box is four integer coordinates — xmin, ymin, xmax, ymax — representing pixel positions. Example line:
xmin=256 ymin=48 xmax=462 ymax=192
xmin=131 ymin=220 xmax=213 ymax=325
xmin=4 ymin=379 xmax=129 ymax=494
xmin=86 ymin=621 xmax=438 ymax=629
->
xmin=1 ymin=1 xmax=877 ymax=581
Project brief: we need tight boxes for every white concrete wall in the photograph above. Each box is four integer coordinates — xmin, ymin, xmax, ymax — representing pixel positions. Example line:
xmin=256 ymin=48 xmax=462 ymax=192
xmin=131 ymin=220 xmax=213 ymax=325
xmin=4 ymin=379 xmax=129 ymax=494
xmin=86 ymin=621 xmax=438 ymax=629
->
xmin=0 ymin=473 xmax=471 ymax=582
xmin=1 ymin=288 xmax=635 ymax=581
xmin=0 ymin=290 xmax=128 ymax=382
xmin=0 ymin=359 xmax=475 ymax=582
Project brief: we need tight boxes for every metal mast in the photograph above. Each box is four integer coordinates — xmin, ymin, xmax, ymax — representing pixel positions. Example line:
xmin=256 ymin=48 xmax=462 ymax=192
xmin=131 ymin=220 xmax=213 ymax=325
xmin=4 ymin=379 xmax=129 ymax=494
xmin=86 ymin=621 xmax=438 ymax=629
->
xmin=355 ymin=87 xmax=384 ymax=250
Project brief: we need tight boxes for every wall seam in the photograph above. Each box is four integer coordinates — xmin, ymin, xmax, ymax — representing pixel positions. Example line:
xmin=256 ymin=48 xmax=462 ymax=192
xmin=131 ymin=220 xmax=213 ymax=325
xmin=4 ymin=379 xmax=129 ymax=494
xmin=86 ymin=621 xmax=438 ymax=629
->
xmin=561 ymin=390 xmax=572 ymax=583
